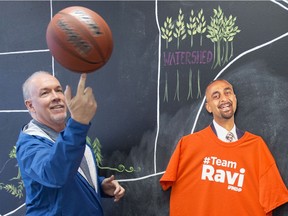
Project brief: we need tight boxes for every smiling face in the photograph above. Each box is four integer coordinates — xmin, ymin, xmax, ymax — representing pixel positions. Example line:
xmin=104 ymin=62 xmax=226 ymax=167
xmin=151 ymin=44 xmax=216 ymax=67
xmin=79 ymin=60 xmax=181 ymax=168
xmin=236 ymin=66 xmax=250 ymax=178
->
xmin=24 ymin=72 xmax=67 ymax=132
xmin=205 ymin=80 xmax=237 ymax=128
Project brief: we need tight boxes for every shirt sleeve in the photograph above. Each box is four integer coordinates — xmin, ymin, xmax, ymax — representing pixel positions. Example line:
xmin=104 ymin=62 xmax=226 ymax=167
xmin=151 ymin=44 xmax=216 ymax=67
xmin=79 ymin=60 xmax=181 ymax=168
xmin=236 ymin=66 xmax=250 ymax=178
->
xmin=160 ymin=139 xmax=182 ymax=191
xmin=258 ymin=138 xmax=288 ymax=213
xmin=259 ymin=163 xmax=288 ymax=213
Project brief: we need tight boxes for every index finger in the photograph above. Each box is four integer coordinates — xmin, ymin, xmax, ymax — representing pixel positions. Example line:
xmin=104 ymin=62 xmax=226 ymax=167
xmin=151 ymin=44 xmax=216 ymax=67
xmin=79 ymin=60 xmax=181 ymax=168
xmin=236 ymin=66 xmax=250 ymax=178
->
xmin=76 ymin=73 xmax=87 ymax=95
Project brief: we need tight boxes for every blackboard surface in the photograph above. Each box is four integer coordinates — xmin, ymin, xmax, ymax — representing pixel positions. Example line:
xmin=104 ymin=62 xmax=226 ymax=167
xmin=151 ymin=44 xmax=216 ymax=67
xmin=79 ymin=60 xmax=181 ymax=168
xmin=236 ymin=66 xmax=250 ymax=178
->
xmin=0 ymin=1 xmax=287 ymax=215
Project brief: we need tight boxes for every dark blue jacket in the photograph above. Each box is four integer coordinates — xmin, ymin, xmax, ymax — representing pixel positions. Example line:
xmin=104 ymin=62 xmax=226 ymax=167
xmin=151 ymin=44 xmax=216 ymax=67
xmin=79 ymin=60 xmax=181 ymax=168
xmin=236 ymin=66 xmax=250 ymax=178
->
xmin=16 ymin=118 xmax=105 ymax=216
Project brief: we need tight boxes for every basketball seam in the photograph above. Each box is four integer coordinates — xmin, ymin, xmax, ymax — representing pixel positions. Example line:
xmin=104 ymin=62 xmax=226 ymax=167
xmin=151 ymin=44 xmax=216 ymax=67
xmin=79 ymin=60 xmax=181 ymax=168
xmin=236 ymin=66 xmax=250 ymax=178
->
xmin=59 ymin=11 xmax=110 ymax=64
xmin=48 ymin=22 xmax=101 ymax=66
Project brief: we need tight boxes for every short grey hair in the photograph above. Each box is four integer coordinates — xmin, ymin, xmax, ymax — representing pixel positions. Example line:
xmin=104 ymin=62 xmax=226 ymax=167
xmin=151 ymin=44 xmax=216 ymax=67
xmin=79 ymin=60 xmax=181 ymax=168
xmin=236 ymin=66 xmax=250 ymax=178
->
xmin=22 ymin=71 xmax=52 ymax=101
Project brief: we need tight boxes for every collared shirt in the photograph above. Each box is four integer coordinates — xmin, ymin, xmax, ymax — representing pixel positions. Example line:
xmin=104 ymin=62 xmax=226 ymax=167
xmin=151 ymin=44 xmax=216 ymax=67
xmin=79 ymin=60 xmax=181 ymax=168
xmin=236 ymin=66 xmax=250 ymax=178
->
xmin=213 ymin=120 xmax=238 ymax=142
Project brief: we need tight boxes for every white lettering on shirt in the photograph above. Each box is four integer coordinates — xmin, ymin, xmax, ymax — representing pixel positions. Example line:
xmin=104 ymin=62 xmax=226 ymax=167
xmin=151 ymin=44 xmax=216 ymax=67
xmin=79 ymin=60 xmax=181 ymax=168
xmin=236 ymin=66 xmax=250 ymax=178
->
xmin=201 ymin=156 xmax=245 ymax=192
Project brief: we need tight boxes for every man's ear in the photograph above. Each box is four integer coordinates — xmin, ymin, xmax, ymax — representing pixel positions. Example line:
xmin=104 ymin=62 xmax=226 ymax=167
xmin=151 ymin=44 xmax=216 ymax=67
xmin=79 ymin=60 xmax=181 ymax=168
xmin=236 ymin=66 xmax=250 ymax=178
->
xmin=25 ymin=100 xmax=35 ymax=113
xmin=205 ymin=102 xmax=212 ymax=113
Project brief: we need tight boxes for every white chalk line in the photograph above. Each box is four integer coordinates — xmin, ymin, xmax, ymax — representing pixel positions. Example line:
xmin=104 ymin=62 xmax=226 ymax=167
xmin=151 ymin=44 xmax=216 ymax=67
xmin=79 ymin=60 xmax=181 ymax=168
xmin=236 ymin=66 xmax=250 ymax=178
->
xmin=0 ymin=110 xmax=28 ymax=113
xmin=270 ymin=0 xmax=288 ymax=11
xmin=190 ymin=31 xmax=288 ymax=134
xmin=2 ymin=1 xmax=288 ymax=214
xmin=0 ymin=49 xmax=49 ymax=55
xmin=2 ymin=203 xmax=25 ymax=216
xmin=152 ymin=0 xmax=162 ymax=175
xmin=118 ymin=171 xmax=165 ymax=183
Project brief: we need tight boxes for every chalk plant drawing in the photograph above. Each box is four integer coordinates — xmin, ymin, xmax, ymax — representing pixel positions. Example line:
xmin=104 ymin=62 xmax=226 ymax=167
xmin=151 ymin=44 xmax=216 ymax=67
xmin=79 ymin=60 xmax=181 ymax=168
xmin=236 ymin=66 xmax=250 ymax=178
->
xmin=196 ymin=69 xmax=202 ymax=99
xmin=187 ymin=68 xmax=193 ymax=100
xmin=0 ymin=146 xmax=24 ymax=198
xmin=207 ymin=6 xmax=241 ymax=69
xmin=160 ymin=6 xmax=241 ymax=102
xmin=161 ymin=16 xmax=174 ymax=49
xmin=196 ymin=9 xmax=207 ymax=46
xmin=173 ymin=8 xmax=187 ymax=50
xmin=0 ymin=137 xmax=140 ymax=200
xmin=174 ymin=69 xmax=180 ymax=101
xmin=186 ymin=9 xmax=197 ymax=48
xmin=163 ymin=71 xmax=169 ymax=101
xmin=186 ymin=9 xmax=207 ymax=48
xmin=86 ymin=136 xmax=141 ymax=173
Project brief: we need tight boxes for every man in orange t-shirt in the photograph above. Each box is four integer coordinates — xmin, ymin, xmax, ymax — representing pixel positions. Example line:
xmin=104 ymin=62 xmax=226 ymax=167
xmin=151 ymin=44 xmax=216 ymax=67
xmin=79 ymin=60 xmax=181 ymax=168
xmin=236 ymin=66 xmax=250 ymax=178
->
xmin=160 ymin=79 xmax=288 ymax=216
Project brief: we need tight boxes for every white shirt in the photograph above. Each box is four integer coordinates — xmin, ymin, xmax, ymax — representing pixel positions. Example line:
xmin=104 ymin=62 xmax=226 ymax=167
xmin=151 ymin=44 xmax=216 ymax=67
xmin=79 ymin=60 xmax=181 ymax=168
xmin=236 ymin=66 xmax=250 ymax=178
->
xmin=213 ymin=120 xmax=238 ymax=142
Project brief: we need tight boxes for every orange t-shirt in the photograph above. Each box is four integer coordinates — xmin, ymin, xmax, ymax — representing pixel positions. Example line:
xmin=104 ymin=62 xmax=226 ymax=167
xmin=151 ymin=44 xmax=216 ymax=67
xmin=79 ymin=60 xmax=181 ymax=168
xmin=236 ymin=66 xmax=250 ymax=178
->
xmin=160 ymin=126 xmax=288 ymax=216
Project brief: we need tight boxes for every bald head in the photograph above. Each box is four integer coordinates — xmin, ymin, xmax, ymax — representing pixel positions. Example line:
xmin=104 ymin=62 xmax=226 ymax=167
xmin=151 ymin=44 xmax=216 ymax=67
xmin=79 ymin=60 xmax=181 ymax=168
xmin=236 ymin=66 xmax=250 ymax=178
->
xmin=205 ymin=79 xmax=234 ymax=101
xmin=205 ymin=79 xmax=237 ymax=129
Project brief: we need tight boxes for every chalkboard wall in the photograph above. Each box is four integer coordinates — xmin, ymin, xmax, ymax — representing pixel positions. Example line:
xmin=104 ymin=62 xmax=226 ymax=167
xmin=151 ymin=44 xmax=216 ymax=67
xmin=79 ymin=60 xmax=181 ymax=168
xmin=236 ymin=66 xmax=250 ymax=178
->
xmin=0 ymin=1 xmax=287 ymax=215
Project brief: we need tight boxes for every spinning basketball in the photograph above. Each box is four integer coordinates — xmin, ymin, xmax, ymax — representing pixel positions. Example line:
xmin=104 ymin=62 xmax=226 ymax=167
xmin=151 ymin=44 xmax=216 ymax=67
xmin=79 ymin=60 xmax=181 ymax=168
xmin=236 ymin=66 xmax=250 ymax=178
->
xmin=46 ymin=6 xmax=113 ymax=73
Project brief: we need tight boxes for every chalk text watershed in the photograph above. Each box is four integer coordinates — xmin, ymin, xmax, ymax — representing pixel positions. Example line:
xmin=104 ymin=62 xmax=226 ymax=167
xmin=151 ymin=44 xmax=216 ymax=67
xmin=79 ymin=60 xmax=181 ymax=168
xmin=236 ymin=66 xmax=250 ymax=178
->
xmin=201 ymin=156 xmax=245 ymax=192
xmin=163 ymin=50 xmax=213 ymax=66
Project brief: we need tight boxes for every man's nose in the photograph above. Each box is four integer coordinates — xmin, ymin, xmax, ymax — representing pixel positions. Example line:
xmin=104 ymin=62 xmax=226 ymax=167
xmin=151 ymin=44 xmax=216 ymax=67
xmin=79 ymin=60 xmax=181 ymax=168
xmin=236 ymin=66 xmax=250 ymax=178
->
xmin=51 ymin=90 xmax=60 ymax=100
xmin=220 ymin=94 xmax=229 ymax=102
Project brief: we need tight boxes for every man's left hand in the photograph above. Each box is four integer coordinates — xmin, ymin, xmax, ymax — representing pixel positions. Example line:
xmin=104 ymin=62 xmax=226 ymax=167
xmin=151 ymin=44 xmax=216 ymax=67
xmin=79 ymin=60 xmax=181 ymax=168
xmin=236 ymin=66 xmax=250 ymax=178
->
xmin=101 ymin=175 xmax=125 ymax=202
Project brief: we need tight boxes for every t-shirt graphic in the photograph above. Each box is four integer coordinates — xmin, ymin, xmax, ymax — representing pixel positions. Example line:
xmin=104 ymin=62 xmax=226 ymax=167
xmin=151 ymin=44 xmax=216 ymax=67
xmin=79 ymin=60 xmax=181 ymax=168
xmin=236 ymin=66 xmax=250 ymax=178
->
xmin=201 ymin=155 xmax=245 ymax=192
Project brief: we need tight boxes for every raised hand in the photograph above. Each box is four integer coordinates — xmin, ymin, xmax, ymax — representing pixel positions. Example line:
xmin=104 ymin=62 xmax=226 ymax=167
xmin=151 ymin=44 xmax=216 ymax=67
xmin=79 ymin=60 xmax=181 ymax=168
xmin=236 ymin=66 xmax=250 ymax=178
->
xmin=64 ymin=74 xmax=97 ymax=124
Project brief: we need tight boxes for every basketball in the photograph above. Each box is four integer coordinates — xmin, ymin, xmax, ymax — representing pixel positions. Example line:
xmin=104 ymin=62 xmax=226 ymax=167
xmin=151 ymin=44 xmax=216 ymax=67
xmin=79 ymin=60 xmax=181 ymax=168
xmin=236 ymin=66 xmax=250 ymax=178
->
xmin=46 ymin=6 xmax=113 ymax=73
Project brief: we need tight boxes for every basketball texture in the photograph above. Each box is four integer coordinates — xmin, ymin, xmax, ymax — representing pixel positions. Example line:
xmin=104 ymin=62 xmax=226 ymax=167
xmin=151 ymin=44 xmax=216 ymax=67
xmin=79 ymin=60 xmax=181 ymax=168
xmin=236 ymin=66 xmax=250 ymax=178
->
xmin=46 ymin=6 xmax=113 ymax=73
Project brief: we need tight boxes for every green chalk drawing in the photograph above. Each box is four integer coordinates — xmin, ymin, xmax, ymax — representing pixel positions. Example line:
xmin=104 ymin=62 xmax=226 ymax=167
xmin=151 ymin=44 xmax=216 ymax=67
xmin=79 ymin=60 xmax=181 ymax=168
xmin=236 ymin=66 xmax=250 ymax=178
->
xmin=86 ymin=136 xmax=141 ymax=173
